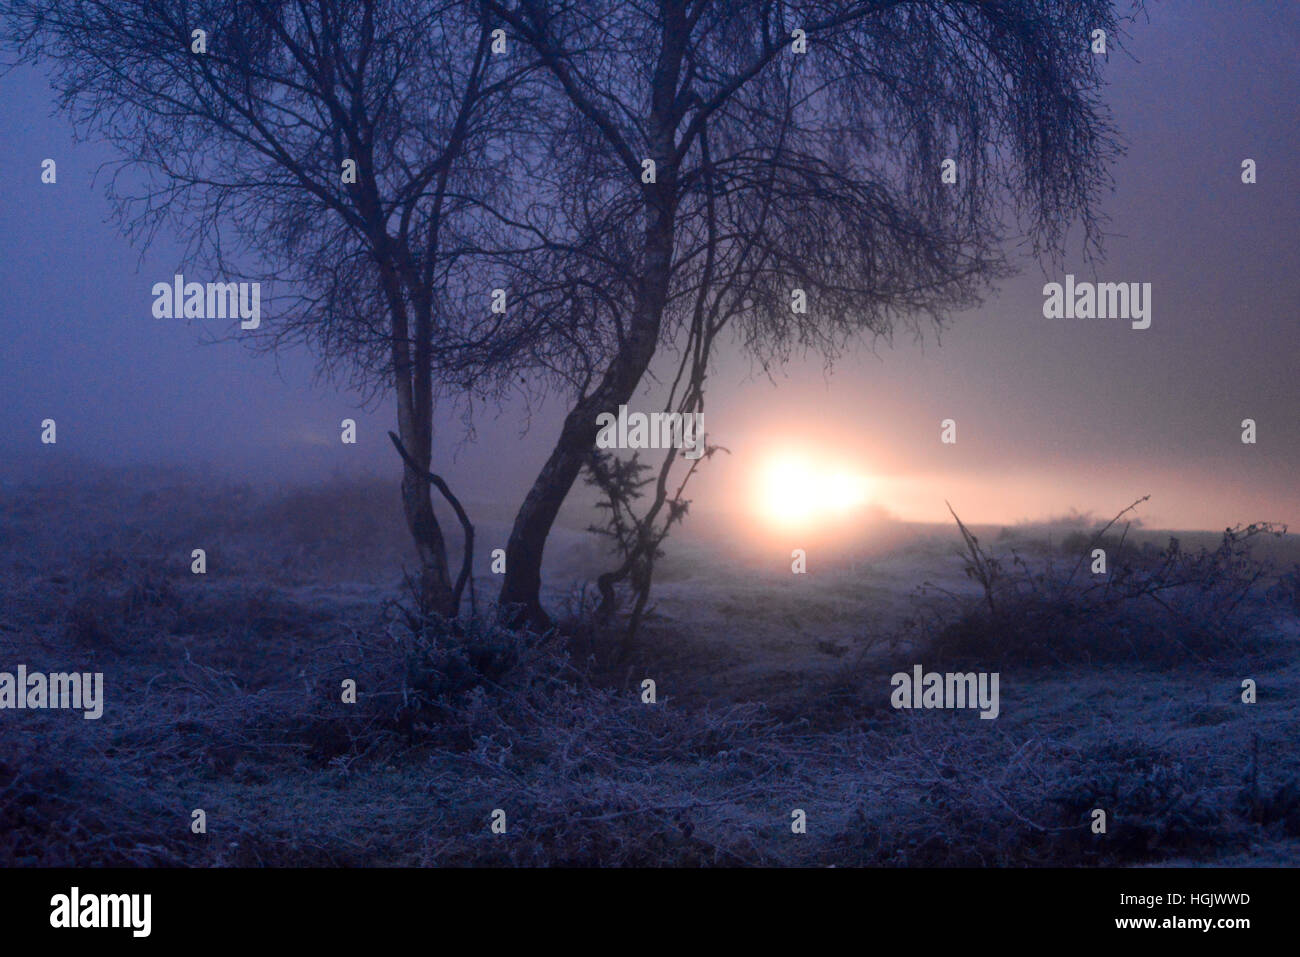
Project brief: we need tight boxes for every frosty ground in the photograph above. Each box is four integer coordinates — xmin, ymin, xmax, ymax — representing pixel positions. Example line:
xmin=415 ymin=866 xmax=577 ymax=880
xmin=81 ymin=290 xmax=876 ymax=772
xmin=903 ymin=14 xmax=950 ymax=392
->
xmin=2 ymin=464 xmax=1297 ymax=866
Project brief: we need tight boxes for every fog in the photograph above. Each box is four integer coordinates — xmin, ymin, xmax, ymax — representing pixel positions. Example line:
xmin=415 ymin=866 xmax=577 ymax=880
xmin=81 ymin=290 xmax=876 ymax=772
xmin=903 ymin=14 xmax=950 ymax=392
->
xmin=2 ymin=0 xmax=1297 ymax=533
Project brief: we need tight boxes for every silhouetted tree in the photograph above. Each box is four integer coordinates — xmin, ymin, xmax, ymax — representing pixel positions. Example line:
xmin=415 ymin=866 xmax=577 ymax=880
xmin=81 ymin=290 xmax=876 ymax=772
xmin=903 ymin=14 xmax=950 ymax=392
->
xmin=7 ymin=0 xmax=1137 ymax=637
xmin=488 ymin=0 xmax=1133 ymax=627
xmin=3 ymin=0 xmax=535 ymax=617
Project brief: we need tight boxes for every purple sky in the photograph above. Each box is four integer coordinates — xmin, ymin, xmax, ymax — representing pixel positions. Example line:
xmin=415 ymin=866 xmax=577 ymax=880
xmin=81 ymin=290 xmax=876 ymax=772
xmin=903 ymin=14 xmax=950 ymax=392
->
xmin=2 ymin=0 xmax=1297 ymax=532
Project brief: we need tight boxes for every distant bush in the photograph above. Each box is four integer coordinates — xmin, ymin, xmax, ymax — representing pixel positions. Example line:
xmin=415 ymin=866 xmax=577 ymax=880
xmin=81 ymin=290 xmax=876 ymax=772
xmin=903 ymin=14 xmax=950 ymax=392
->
xmin=912 ymin=498 xmax=1288 ymax=666
xmin=1059 ymin=529 xmax=1127 ymax=556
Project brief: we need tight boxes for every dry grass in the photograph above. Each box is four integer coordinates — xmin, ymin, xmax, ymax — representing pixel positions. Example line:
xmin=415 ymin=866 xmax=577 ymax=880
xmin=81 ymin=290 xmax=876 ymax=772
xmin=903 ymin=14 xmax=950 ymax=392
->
xmin=1 ymin=467 xmax=1298 ymax=866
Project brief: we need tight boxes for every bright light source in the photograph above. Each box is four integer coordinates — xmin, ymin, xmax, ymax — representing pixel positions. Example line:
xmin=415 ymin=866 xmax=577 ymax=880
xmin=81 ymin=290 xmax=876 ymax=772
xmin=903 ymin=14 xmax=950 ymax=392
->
xmin=757 ymin=454 xmax=871 ymax=527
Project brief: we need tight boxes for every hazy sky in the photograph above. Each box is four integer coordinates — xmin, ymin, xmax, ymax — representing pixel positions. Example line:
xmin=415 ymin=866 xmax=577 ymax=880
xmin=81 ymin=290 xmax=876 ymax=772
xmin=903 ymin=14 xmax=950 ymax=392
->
xmin=2 ymin=0 xmax=1297 ymax=533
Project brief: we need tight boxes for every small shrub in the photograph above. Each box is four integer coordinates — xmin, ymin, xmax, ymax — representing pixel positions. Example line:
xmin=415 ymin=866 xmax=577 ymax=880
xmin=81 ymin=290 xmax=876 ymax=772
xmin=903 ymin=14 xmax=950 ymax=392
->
xmin=914 ymin=500 xmax=1287 ymax=666
xmin=1051 ymin=745 xmax=1244 ymax=861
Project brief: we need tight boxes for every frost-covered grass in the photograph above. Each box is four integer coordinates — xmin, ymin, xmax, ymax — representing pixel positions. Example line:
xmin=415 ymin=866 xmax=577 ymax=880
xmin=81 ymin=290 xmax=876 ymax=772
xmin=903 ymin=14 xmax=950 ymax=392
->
xmin=1 ymin=466 xmax=1297 ymax=866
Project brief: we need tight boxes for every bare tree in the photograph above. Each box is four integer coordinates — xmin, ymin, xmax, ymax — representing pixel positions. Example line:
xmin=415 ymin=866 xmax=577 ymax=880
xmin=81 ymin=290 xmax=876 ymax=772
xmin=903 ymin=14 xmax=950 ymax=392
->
xmin=3 ymin=0 xmax=535 ymax=617
xmin=486 ymin=0 xmax=1132 ymax=628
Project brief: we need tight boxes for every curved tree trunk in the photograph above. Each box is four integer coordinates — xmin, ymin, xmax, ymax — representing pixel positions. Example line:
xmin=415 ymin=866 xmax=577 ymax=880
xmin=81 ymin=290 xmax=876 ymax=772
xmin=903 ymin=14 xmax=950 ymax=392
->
xmin=497 ymin=13 xmax=687 ymax=630
xmin=400 ymin=455 xmax=457 ymax=617
xmin=499 ymin=203 xmax=676 ymax=629
xmin=497 ymin=393 xmax=621 ymax=628
xmin=394 ymin=353 xmax=456 ymax=619
xmin=381 ymin=242 xmax=458 ymax=620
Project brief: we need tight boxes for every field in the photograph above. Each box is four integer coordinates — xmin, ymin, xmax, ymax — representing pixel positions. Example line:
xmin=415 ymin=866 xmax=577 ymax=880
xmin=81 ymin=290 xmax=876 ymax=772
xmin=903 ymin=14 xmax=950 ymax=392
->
xmin=2 ymin=463 xmax=1298 ymax=866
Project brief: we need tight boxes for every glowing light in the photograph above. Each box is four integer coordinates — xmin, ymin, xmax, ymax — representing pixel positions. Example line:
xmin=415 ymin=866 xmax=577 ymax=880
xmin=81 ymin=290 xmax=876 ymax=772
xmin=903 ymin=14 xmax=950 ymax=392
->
xmin=757 ymin=454 xmax=871 ymax=527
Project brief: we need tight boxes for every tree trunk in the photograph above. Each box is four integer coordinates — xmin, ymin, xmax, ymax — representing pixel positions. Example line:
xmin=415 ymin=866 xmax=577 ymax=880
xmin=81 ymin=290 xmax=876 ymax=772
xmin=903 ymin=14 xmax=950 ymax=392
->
xmin=379 ymin=244 xmax=457 ymax=620
xmin=394 ymin=372 xmax=456 ymax=619
xmin=499 ymin=14 xmax=687 ymax=629
xmin=496 ymin=393 xmax=618 ymax=628
xmin=499 ymin=203 xmax=676 ymax=629
xmin=400 ymin=459 xmax=457 ymax=618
